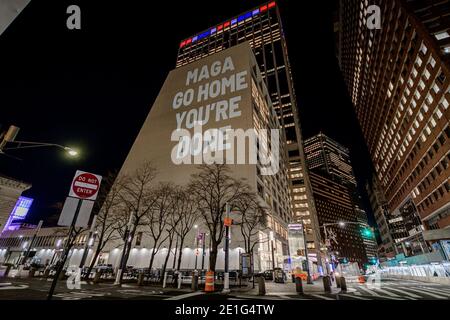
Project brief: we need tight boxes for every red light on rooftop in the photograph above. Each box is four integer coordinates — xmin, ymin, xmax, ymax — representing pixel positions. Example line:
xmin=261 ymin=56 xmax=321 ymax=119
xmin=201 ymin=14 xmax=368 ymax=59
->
xmin=224 ymin=21 xmax=230 ymax=27
xmin=186 ymin=38 xmax=192 ymax=44
xmin=260 ymin=5 xmax=268 ymax=12
xmin=180 ymin=41 xmax=186 ymax=48
xmin=268 ymin=1 xmax=276 ymax=8
xmin=218 ymin=24 xmax=223 ymax=30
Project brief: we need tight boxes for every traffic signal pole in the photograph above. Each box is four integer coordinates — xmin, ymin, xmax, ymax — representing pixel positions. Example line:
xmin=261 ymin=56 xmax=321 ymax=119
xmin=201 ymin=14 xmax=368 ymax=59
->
xmin=222 ymin=203 xmax=231 ymax=294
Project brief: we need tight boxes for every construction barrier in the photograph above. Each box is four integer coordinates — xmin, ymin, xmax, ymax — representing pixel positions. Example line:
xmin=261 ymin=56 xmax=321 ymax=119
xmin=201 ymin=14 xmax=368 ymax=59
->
xmin=204 ymin=271 xmax=214 ymax=292
xmin=358 ymin=275 xmax=366 ymax=284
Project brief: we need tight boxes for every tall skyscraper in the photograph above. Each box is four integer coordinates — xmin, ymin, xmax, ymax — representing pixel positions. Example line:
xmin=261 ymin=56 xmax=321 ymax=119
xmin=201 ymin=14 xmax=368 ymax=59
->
xmin=177 ymin=1 xmax=322 ymax=260
xmin=309 ymin=172 xmax=367 ymax=266
xmin=304 ymin=133 xmax=357 ymax=187
xmin=305 ymin=133 xmax=375 ymax=266
xmin=338 ymin=0 xmax=450 ymax=254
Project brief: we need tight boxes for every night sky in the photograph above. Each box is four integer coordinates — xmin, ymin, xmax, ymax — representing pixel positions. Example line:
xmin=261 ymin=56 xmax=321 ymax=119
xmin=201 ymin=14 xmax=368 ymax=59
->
xmin=0 ymin=1 xmax=376 ymax=229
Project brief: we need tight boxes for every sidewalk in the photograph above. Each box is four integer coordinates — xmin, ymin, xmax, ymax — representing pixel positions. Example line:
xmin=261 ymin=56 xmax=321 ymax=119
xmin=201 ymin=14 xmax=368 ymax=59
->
xmin=231 ymin=278 xmax=342 ymax=296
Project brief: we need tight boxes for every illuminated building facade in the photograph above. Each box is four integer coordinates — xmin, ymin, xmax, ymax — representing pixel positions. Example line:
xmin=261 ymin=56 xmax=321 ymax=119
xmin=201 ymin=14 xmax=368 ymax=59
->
xmin=177 ymin=1 xmax=322 ymax=260
xmin=0 ymin=175 xmax=31 ymax=233
xmin=338 ymin=0 xmax=450 ymax=250
xmin=304 ymin=133 xmax=357 ymax=187
xmin=102 ymin=41 xmax=292 ymax=272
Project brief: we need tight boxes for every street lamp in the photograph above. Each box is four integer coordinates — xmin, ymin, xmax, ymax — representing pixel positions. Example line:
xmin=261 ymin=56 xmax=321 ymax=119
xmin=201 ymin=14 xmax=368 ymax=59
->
xmin=194 ymin=225 xmax=199 ymax=271
xmin=0 ymin=125 xmax=79 ymax=158
xmin=269 ymin=231 xmax=275 ymax=272
xmin=320 ymin=221 xmax=361 ymax=275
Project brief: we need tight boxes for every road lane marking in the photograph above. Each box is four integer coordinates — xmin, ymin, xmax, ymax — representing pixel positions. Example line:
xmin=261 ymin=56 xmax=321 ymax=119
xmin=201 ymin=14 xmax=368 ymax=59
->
xmin=309 ymin=294 xmax=335 ymax=300
xmin=0 ymin=284 xmax=28 ymax=290
xmin=165 ymin=291 xmax=204 ymax=300
xmin=0 ymin=283 xmax=12 ymax=287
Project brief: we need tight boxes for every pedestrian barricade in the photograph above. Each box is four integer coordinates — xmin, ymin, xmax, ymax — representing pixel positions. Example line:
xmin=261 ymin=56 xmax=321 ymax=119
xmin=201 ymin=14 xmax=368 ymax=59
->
xmin=204 ymin=271 xmax=214 ymax=292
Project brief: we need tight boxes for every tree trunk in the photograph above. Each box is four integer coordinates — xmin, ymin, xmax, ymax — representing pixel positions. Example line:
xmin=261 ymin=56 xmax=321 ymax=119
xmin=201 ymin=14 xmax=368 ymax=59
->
xmin=172 ymin=235 xmax=179 ymax=269
xmin=149 ymin=248 xmax=156 ymax=271
xmin=119 ymin=225 xmax=137 ymax=284
xmin=84 ymin=243 xmax=102 ymax=280
xmin=177 ymin=237 xmax=185 ymax=270
xmin=161 ymin=237 xmax=174 ymax=284
xmin=209 ymin=240 xmax=219 ymax=272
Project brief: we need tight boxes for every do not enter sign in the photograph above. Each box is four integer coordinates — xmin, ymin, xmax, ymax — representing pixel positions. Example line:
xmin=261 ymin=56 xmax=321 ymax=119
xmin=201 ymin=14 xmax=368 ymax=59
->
xmin=69 ymin=170 xmax=102 ymax=200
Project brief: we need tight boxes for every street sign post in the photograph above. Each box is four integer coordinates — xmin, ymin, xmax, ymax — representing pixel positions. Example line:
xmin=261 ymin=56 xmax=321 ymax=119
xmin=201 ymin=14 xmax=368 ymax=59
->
xmin=69 ymin=171 xmax=102 ymax=200
xmin=48 ymin=170 xmax=102 ymax=300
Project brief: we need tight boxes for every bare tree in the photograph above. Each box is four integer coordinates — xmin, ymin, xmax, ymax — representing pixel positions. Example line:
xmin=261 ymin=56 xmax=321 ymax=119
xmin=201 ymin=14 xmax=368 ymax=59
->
xmin=84 ymin=172 xmax=124 ymax=279
xmin=188 ymin=164 xmax=250 ymax=272
xmin=159 ymin=186 xmax=183 ymax=280
xmin=174 ymin=187 xmax=199 ymax=271
xmin=116 ymin=161 xmax=157 ymax=283
xmin=234 ymin=192 xmax=268 ymax=255
xmin=146 ymin=182 xmax=175 ymax=273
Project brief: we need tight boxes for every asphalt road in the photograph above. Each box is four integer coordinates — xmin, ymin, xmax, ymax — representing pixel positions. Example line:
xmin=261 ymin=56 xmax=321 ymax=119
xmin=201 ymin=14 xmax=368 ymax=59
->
xmin=0 ymin=277 xmax=449 ymax=300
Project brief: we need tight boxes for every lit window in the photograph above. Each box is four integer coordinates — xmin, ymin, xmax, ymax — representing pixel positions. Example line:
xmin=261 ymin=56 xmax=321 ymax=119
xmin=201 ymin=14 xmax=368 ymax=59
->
xmin=433 ymin=84 xmax=440 ymax=93
xmin=435 ymin=31 xmax=450 ymax=40
xmin=420 ymin=43 xmax=428 ymax=55
xmin=429 ymin=57 xmax=436 ymax=68
xmin=416 ymin=56 xmax=423 ymax=66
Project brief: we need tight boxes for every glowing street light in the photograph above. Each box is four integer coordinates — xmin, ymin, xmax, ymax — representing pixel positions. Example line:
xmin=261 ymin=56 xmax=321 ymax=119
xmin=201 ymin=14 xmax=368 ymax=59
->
xmin=64 ymin=147 xmax=79 ymax=157
xmin=0 ymin=125 xmax=79 ymax=158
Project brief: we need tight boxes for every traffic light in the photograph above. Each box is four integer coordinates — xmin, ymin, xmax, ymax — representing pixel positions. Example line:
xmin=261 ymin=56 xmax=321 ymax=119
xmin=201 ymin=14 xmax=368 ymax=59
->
xmin=361 ymin=227 xmax=374 ymax=238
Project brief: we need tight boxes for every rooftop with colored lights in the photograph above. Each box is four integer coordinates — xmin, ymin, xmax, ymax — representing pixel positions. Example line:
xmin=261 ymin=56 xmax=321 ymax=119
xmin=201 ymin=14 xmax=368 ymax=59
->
xmin=179 ymin=1 xmax=276 ymax=48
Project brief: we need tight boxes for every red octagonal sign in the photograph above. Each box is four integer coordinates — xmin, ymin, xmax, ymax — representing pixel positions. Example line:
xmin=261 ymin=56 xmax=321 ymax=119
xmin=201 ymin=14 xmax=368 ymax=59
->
xmin=69 ymin=170 xmax=102 ymax=200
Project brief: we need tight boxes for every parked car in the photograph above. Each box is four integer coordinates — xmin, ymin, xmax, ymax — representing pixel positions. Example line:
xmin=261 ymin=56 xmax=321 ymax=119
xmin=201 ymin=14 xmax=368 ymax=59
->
xmin=96 ymin=264 xmax=114 ymax=273
xmin=256 ymin=268 xmax=286 ymax=281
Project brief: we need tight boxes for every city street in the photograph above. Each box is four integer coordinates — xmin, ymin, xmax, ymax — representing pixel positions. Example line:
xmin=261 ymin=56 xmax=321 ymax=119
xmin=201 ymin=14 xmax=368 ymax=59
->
xmin=1 ymin=277 xmax=449 ymax=301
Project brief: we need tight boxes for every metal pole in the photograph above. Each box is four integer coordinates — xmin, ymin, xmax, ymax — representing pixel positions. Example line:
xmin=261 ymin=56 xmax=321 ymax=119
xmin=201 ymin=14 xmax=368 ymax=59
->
xmin=201 ymin=233 xmax=206 ymax=271
xmin=302 ymin=222 xmax=313 ymax=284
xmin=22 ymin=220 xmax=43 ymax=265
xmin=47 ymin=198 xmax=82 ymax=300
xmin=194 ymin=230 xmax=199 ymax=271
xmin=271 ymin=239 xmax=275 ymax=270
xmin=79 ymin=215 xmax=97 ymax=268
xmin=222 ymin=203 xmax=230 ymax=294
xmin=115 ymin=213 xmax=133 ymax=285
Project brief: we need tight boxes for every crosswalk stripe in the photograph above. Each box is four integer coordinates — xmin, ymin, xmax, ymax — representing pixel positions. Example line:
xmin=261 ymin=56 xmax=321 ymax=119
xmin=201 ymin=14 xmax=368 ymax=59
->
xmin=309 ymin=294 xmax=335 ymax=300
xmin=382 ymin=287 xmax=421 ymax=298
xmin=371 ymin=287 xmax=401 ymax=297
xmin=165 ymin=291 xmax=204 ymax=300
xmin=278 ymin=295 xmax=292 ymax=300
xmin=400 ymin=287 xmax=446 ymax=299
xmin=418 ymin=287 xmax=450 ymax=298
xmin=340 ymin=294 xmax=370 ymax=300
xmin=358 ymin=286 xmax=379 ymax=296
